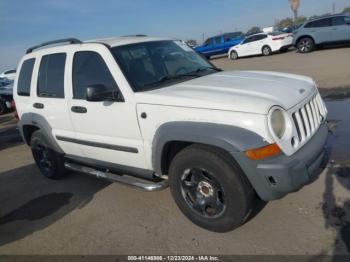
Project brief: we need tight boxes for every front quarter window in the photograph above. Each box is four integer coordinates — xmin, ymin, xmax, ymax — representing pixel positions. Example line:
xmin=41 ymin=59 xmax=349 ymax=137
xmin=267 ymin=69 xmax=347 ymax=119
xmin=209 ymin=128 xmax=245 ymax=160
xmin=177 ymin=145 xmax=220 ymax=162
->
xmin=111 ymin=40 xmax=219 ymax=92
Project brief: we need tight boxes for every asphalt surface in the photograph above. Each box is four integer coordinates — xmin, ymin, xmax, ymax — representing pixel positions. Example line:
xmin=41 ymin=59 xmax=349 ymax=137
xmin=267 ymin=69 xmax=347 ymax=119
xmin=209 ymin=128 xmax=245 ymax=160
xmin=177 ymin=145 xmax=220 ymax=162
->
xmin=1 ymin=48 xmax=350 ymax=255
xmin=211 ymin=46 xmax=350 ymax=89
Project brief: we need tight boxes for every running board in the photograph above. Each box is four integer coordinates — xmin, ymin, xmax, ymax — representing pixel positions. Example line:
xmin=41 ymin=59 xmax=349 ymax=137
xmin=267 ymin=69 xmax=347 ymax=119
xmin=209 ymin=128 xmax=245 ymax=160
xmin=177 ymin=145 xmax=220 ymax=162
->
xmin=64 ymin=162 xmax=168 ymax=192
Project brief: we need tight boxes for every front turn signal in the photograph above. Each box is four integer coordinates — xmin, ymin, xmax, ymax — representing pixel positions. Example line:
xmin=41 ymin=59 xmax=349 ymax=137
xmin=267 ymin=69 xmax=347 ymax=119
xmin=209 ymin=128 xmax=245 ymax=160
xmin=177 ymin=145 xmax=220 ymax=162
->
xmin=245 ymin=143 xmax=282 ymax=160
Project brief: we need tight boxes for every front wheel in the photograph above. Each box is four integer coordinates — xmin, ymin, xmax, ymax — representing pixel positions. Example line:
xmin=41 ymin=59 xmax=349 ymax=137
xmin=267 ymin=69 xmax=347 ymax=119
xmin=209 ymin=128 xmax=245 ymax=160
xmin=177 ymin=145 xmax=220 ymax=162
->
xmin=169 ymin=144 xmax=255 ymax=232
xmin=30 ymin=130 xmax=67 ymax=179
xmin=262 ymin=46 xmax=272 ymax=56
xmin=229 ymin=51 xmax=238 ymax=60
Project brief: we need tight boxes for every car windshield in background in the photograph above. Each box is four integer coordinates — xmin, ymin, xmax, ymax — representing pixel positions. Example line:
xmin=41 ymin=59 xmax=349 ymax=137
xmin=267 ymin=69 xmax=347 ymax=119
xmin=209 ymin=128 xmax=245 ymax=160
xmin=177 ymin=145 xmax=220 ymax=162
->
xmin=268 ymin=31 xmax=286 ymax=36
xmin=111 ymin=40 xmax=219 ymax=92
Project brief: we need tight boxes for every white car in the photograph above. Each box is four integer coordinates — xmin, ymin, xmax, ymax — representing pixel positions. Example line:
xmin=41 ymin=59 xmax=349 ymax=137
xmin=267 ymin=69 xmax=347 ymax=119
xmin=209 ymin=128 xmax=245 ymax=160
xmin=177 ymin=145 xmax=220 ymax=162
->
xmin=14 ymin=36 xmax=328 ymax=232
xmin=228 ymin=32 xmax=293 ymax=60
xmin=0 ymin=69 xmax=17 ymax=81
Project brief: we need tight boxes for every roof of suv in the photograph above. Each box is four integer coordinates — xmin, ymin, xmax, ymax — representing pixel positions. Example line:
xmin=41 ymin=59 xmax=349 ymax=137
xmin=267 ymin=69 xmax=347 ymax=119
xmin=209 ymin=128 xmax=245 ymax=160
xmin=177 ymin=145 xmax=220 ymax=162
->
xmin=87 ymin=36 xmax=171 ymax=47
xmin=308 ymin=13 xmax=349 ymax=22
xmin=26 ymin=36 xmax=172 ymax=54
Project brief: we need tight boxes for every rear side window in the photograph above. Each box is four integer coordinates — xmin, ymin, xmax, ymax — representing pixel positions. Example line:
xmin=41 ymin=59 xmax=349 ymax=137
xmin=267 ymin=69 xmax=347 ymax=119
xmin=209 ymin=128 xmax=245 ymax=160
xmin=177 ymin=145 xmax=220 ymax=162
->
xmin=305 ymin=18 xmax=331 ymax=28
xmin=37 ymin=53 xmax=66 ymax=98
xmin=17 ymin=58 xmax=35 ymax=96
xmin=332 ymin=16 xmax=347 ymax=26
xmin=72 ymin=51 xmax=118 ymax=100
xmin=255 ymin=35 xmax=268 ymax=41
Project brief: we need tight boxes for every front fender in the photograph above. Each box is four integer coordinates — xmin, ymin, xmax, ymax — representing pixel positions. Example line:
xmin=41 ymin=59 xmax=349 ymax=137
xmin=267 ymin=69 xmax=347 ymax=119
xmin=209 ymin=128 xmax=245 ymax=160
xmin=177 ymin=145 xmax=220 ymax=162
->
xmin=152 ymin=121 xmax=268 ymax=175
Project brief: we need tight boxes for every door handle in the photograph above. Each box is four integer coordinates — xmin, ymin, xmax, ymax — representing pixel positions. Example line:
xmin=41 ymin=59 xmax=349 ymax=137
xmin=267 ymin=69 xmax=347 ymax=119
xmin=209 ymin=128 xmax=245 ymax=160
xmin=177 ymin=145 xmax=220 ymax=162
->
xmin=71 ymin=106 xmax=87 ymax=113
xmin=33 ymin=103 xmax=44 ymax=109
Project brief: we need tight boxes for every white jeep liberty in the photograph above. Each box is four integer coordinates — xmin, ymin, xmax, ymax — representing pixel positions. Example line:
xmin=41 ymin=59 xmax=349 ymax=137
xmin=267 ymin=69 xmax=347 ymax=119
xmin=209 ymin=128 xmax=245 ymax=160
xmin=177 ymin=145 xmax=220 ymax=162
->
xmin=14 ymin=37 xmax=328 ymax=232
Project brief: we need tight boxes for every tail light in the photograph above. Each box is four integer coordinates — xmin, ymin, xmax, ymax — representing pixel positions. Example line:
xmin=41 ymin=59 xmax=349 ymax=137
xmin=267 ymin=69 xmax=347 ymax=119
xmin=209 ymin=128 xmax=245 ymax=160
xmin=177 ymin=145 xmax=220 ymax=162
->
xmin=12 ymin=100 xmax=19 ymax=121
xmin=272 ymin=36 xmax=285 ymax=41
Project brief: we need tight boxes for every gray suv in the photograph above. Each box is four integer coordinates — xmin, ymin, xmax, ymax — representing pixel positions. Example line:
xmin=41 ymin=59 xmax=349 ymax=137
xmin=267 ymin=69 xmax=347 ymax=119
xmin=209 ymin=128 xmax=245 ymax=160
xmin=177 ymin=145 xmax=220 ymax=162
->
xmin=293 ymin=14 xmax=350 ymax=53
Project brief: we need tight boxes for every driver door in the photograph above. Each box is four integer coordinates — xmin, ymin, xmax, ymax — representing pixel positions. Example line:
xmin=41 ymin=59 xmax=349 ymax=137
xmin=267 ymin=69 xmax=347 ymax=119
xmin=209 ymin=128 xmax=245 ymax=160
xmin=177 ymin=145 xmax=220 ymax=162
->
xmin=65 ymin=45 xmax=148 ymax=169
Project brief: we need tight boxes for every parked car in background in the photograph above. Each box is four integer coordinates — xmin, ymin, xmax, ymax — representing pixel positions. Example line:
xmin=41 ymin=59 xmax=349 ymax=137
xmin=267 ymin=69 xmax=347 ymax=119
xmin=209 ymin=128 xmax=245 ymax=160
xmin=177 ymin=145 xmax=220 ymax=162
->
xmin=0 ymin=69 xmax=17 ymax=81
xmin=195 ymin=32 xmax=245 ymax=59
xmin=293 ymin=14 xmax=350 ymax=53
xmin=228 ymin=32 xmax=293 ymax=60
xmin=0 ymin=81 xmax=14 ymax=115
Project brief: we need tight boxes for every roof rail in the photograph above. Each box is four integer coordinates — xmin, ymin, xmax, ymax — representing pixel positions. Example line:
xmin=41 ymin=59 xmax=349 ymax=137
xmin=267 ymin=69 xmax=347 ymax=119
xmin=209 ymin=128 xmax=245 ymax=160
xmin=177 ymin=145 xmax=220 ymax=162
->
xmin=26 ymin=38 xmax=82 ymax=54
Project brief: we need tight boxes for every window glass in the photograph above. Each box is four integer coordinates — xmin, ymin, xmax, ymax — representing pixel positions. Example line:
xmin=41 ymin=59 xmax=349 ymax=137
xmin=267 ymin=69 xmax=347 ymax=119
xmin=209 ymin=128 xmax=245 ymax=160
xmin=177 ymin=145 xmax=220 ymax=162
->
xmin=5 ymin=70 xmax=16 ymax=74
xmin=332 ymin=16 xmax=346 ymax=26
xmin=224 ymin=32 xmax=243 ymax=41
xmin=73 ymin=51 xmax=118 ymax=99
xmin=111 ymin=40 xmax=216 ymax=92
xmin=243 ymin=36 xmax=256 ymax=44
xmin=305 ymin=18 xmax=331 ymax=28
xmin=37 ymin=53 xmax=66 ymax=98
xmin=214 ymin=36 xmax=222 ymax=44
xmin=17 ymin=58 xmax=35 ymax=96
xmin=255 ymin=35 xmax=268 ymax=41
xmin=204 ymin=38 xmax=212 ymax=46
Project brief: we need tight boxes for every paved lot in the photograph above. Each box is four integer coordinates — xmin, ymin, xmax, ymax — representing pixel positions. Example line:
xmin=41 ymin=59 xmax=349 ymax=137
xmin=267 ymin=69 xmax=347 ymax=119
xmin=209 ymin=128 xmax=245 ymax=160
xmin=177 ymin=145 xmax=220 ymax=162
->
xmin=211 ymin=46 xmax=350 ymax=89
xmin=1 ymin=48 xmax=350 ymax=255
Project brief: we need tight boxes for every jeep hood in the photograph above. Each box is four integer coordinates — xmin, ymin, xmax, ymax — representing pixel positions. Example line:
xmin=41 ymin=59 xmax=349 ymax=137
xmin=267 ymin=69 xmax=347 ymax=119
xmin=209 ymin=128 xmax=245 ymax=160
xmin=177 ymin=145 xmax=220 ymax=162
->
xmin=135 ymin=71 xmax=317 ymax=114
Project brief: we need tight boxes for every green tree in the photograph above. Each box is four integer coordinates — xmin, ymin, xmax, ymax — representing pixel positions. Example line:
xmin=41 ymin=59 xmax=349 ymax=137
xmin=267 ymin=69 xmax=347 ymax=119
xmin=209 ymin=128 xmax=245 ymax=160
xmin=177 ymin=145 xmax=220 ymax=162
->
xmin=275 ymin=17 xmax=294 ymax=29
xmin=343 ymin=7 xmax=350 ymax=13
xmin=294 ymin=16 xmax=307 ymax=25
xmin=246 ymin=26 xmax=261 ymax=35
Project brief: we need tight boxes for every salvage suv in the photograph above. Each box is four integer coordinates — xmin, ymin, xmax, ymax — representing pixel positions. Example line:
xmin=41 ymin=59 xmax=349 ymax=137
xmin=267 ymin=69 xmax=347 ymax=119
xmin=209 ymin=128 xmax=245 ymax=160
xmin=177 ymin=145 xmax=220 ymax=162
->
xmin=14 ymin=37 xmax=328 ymax=232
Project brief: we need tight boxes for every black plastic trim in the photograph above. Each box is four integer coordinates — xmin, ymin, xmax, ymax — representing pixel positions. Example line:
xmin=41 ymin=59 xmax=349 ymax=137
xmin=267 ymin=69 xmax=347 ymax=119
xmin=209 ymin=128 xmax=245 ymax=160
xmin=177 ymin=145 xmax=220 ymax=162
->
xmin=26 ymin=38 xmax=82 ymax=54
xmin=56 ymin=136 xmax=138 ymax=153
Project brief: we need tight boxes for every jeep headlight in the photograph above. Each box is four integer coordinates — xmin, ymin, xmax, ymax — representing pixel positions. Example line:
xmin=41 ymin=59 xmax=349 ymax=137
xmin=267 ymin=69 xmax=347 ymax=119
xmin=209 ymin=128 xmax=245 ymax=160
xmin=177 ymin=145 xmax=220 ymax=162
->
xmin=269 ymin=108 xmax=287 ymax=139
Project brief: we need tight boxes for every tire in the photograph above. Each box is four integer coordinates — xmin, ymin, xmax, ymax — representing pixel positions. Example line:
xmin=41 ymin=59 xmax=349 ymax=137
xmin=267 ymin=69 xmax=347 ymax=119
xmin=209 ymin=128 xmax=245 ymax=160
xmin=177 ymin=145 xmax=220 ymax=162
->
xmin=169 ymin=144 xmax=255 ymax=232
xmin=0 ymin=98 xmax=7 ymax=115
xmin=30 ymin=130 xmax=67 ymax=179
xmin=262 ymin=46 xmax=272 ymax=56
xmin=297 ymin=37 xmax=314 ymax=53
xmin=229 ymin=51 xmax=238 ymax=60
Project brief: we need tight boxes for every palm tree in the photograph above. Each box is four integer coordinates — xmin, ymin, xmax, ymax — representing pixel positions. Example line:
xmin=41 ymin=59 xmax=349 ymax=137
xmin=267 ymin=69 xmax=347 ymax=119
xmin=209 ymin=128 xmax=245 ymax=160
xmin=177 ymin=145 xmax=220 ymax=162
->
xmin=289 ymin=0 xmax=300 ymax=21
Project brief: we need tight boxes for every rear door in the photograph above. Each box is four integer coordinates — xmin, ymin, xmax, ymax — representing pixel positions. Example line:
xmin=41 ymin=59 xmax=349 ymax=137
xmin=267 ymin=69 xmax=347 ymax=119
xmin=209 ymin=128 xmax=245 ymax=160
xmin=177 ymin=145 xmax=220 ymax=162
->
xmin=34 ymin=52 xmax=80 ymax=156
xmin=331 ymin=16 xmax=350 ymax=42
xmin=213 ymin=36 xmax=225 ymax=55
xmin=251 ymin=34 xmax=268 ymax=54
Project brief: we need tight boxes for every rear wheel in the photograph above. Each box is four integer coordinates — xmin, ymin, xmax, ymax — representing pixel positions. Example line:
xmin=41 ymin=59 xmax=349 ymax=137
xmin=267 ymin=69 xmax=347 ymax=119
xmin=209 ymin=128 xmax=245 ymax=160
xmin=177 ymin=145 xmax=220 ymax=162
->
xmin=298 ymin=37 xmax=314 ymax=53
xmin=230 ymin=51 xmax=238 ymax=60
xmin=169 ymin=144 xmax=255 ymax=232
xmin=30 ymin=130 xmax=67 ymax=179
xmin=262 ymin=46 xmax=272 ymax=56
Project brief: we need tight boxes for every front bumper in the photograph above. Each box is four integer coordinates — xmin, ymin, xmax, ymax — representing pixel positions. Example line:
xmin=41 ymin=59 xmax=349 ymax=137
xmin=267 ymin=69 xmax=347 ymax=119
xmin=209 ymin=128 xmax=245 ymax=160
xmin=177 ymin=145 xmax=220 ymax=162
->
xmin=232 ymin=122 xmax=329 ymax=201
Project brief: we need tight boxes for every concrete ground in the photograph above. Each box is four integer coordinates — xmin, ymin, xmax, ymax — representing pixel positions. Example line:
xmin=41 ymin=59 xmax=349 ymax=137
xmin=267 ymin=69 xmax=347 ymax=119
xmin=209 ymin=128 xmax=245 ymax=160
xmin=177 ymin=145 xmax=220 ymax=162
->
xmin=0 ymin=48 xmax=350 ymax=256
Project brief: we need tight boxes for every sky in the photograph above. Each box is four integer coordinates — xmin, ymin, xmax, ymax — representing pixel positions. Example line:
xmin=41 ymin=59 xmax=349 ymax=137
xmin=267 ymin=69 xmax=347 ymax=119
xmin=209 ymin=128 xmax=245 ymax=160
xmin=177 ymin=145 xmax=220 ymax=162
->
xmin=0 ymin=0 xmax=350 ymax=72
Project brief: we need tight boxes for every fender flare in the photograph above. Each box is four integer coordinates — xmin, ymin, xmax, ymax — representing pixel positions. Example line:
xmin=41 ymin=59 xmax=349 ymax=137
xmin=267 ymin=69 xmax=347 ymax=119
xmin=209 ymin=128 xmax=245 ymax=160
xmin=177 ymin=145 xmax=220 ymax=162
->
xmin=152 ymin=121 xmax=268 ymax=175
xmin=18 ymin=113 xmax=64 ymax=154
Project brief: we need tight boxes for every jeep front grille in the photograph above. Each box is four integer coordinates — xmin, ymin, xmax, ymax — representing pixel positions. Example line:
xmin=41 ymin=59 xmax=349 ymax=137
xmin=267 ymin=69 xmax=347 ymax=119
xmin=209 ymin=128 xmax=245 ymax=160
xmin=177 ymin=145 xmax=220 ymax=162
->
xmin=291 ymin=93 xmax=327 ymax=145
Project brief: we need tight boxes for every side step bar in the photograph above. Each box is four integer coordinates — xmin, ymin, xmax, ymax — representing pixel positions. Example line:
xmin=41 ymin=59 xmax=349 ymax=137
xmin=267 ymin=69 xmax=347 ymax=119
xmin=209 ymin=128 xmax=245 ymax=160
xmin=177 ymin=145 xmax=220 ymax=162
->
xmin=64 ymin=162 xmax=169 ymax=192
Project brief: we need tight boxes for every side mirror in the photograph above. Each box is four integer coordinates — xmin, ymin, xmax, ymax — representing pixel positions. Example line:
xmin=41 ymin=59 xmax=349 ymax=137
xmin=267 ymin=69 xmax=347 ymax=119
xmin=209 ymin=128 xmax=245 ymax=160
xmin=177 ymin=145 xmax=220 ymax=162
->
xmin=86 ymin=84 xmax=122 ymax=102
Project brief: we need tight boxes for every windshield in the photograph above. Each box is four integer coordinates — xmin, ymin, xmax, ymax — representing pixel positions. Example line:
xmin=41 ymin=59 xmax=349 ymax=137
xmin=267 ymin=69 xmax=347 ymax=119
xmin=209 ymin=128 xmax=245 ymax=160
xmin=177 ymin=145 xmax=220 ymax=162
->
xmin=111 ymin=40 xmax=219 ymax=92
